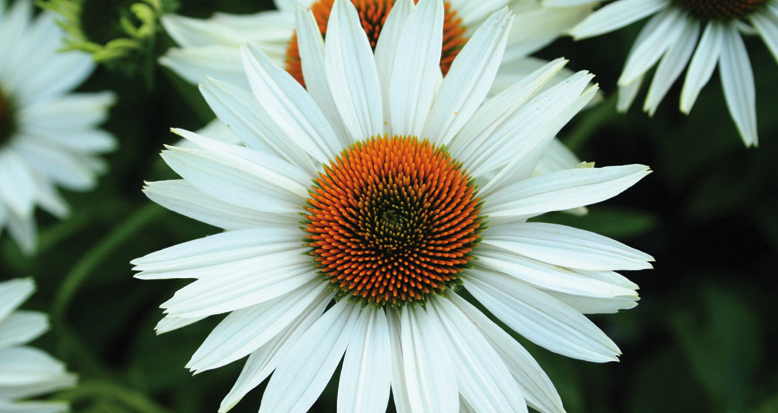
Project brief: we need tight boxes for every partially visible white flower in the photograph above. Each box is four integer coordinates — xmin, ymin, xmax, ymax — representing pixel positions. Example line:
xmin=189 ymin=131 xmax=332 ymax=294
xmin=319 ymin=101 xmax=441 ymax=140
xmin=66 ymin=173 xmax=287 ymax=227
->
xmin=531 ymin=0 xmax=778 ymax=146
xmin=0 ymin=278 xmax=77 ymax=412
xmin=135 ymin=1 xmax=653 ymax=412
xmin=0 ymin=0 xmax=116 ymax=254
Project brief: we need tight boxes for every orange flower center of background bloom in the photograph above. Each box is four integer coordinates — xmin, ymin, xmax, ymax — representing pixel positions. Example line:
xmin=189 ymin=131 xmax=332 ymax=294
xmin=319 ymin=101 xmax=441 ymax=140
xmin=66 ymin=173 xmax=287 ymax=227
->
xmin=285 ymin=0 xmax=469 ymax=87
xmin=303 ymin=135 xmax=485 ymax=307
xmin=675 ymin=0 xmax=766 ymax=19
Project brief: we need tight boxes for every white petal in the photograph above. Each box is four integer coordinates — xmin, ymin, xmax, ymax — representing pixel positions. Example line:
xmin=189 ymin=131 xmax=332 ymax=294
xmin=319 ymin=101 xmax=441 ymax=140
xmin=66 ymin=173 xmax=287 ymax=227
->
xmin=643 ymin=18 xmax=700 ymax=116
xmin=617 ymin=75 xmax=644 ymax=112
xmin=374 ymin=0 xmax=413 ymax=130
xmin=386 ymin=311 xmax=412 ymax=413
xmin=325 ymin=0 xmax=383 ymax=142
xmin=505 ymin=4 xmax=592 ymax=60
xmin=389 ymin=0 xmax=444 ymax=137
xmin=241 ymin=44 xmax=342 ymax=161
xmin=0 ymin=347 xmax=66 ymax=386
xmin=338 ymin=307 xmax=391 ymax=413
xmin=448 ymin=292 xmax=564 ymax=413
xmin=570 ymin=0 xmax=669 ymax=39
xmin=160 ymin=252 xmax=316 ymax=317
xmin=401 ymin=306 xmax=459 ymax=413
xmin=0 ymin=311 xmax=48 ymax=350
xmin=719 ymin=27 xmax=758 ymax=146
xmin=544 ymin=290 xmax=639 ymax=314
xmin=680 ymin=21 xmax=725 ymax=113
xmin=218 ymin=289 xmax=333 ymax=413
xmin=162 ymin=46 xmax=248 ymax=89
xmin=450 ymin=58 xmax=568 ymax=159
xmin=483 ymin=221 xmax=654 ymax=270
xmin=474 ymin=249 xmax=638 ymax=297
xmin=295 ymin=8 xmax=350 ymax=147
xmin=467 ymin=268 xmax=621 ymax=362
xmin=143 ymin=180 xmax=299 ymax=231
xmin=199 ymin=77 xmax=317 ymax=174
xmin=428 ymin=298 xmax=528 ymax=412
xmin=0 ymin=400 xmax=69 ymax=413
xmin=751 ymin=11 xmax=778 ymax=63
xmin=618 ymin=9 xmax=685 ymax=86
xmin=422 ymin=9 xmax=513 ymax=146
xmin=483 ymin=165 xmax=651 ymax=224
xmin=187 ymin=280 xmax=329 ymax=373
xmin=0 ymin=278 xmax=34 ymax=322
xmin=0 ymin=150 xmax=37 ymax=218
xmin=132 ymin=226 xmax=301 ymax=273
xmin=258 ymin=299 xmax=360 ymax=413
xmin=154 ymin=315 xmax=205 ymax=335
xmin=160 ymin=145 xmax=306 ymax=215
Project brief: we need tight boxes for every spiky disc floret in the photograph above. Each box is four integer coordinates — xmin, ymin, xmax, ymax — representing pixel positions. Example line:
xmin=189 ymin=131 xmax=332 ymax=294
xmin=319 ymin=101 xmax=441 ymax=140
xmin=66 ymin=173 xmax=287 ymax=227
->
xmin=303 ymin=135 xmax=486 ymax=307
xmin=285 ymin=0 xmax=468 ymax=87
xmin=674 ymin=0 xmax=766 ymax=19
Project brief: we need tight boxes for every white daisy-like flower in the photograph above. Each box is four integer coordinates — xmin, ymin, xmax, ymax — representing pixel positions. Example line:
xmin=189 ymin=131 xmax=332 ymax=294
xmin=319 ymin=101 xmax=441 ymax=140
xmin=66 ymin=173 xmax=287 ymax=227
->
xmin=0 ymin=0 xmax=117 ymax=254
xmin=0 ymin=278 xmax=77 ymax=412
xmin=134 ymin=0 xmax=653 ymax=412
xmin=539 ymin=0 xmax=778 ymax=146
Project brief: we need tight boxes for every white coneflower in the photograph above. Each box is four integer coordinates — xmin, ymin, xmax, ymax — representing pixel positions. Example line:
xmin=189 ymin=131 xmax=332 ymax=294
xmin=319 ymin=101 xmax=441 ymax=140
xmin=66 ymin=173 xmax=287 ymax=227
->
xmin=542 ymin=0 xmax=778 ymax=146
xmin=134 ymin=1 xmax=653 ymax=412
xmin=0 ymin=0 xmax=116 ymax=254
xmin=0 ymin=278 xmax=77 ymax=412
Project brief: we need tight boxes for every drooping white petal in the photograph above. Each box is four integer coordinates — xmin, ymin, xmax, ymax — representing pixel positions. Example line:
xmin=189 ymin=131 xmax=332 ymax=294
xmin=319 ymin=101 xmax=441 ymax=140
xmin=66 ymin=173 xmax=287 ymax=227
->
xmin=467 ymin=268 xmax=621 ymax=362
xmin=751 ymin=11 xmax=778 ymax=63
xmin=483 ymin=222 xmax=654 ymax=270
xmin=422 ymin=8 xmax=513 ymax=146
xmin=0 ymin=399 xmax=69 ymax=413
xmin=187 ymin=280 xmax=329 ymax=373
xmin=644 ymin=18 xmax=700 ymax=116
xmin=325 ymin=0 xmax=383 ymax=142
xmin=428 ymin=298 xmax=528 ymax=412
xmin=389 ymin=0 xmax=444 ymax=137
xmin=617 ymin=75 xmax=644 ymax=112
xmin=258 ymin=299 xmax=361 ymax=413
xmin=338 ymin=307 xmax=391 ymax=413
xmin=505 ymin=3 xmax=592 ymax=61
xmin=718 ymin=26 xmax=758 ymax=146
xmin=218 ymin=288 xmax=333 ymax=413
xmin=483 ymin=165 xmax=651 ymax=224
xmin=162 ymin=46 xmax=249 ymax=89
xmin=544 ymin=289 xmax=639 ymax=314
xmin=570 ymin=0 xmax=669 ymax=39
xmin=155 ymin=316 xmax=206 ymax=335
xmin=680 ymin=21 xmax=725 ymax=113
xmin=618 ymin=8 xmax=685 ymax=86
xmin=241 ymin=44 xmax=342 ymax=161
xmin=448 ymin=292 xmax=564 ymax=413
xmin=401 ymin=306 xmax=459 ymax=413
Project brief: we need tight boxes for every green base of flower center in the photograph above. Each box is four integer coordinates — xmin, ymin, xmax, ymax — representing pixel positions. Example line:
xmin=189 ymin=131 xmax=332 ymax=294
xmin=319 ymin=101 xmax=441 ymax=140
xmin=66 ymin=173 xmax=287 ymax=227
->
xmin=79 ymin=0 xmax=140 ymax=45
xmin=674 ymin=0 xmax=766 ymax=19
xmin=0 ymin=87 xmax=16 ymax=147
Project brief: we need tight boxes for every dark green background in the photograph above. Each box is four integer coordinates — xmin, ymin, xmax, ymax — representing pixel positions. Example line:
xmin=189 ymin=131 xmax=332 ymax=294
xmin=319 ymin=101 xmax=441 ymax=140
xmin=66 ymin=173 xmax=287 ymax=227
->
xmin=2 ymin=0 xmax=777 ymax=411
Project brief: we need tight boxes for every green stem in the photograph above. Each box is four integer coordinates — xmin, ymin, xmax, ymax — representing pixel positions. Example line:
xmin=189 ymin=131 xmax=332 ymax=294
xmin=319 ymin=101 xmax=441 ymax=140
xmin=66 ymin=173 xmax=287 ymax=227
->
xmin=564 ymin=93 xmax=618 ymax=153
xmin=52 ymin=202 xmax=164 ymax=325
xmin=59 ymin=381 xmax=173 ymax=413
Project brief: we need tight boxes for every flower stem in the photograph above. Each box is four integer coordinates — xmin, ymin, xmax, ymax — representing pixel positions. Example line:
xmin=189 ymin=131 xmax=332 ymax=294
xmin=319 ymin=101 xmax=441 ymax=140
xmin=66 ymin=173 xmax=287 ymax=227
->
xmin=58 ymin=381 xmax=174 ymax=413
xmin=52 ymin=202 xmax=164 ymax=324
